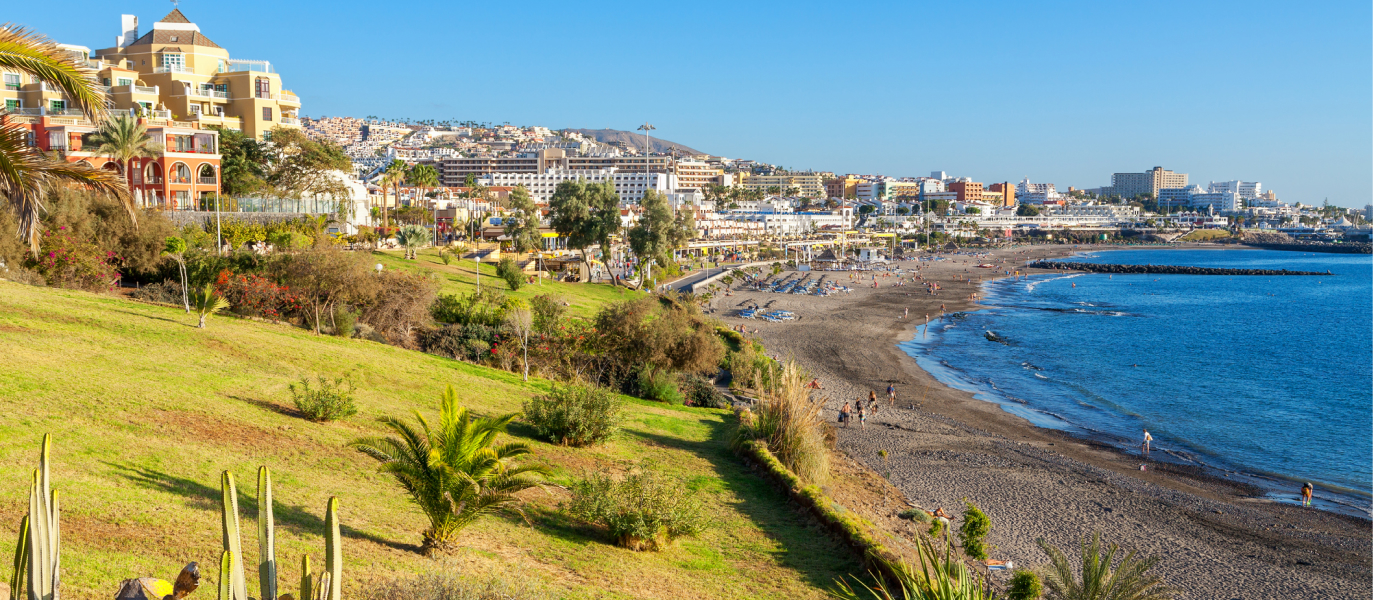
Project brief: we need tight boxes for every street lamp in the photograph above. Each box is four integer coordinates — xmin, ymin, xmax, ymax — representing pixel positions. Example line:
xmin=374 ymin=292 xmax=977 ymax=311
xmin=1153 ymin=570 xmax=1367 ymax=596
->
xmin=637 ymin=122 xmax=655 ymax=201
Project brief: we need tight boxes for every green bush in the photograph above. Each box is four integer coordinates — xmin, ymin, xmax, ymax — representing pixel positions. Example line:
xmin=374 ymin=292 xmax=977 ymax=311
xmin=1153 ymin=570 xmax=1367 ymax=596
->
xmin=897 ymin=508 xmax=925 ymax=521
xmin=681 ymin=374 xmax=728 ymax=409
xmin=959 ymin=501 xmax=992 ymax=560
xmin=418 ymin=323 xmax=499 ymax=362
xmin=332 ymin=305 xmax=358 ymax=338
xmin=289 ymin=375 xmax=358 ymax=422
xmin=637 ymin=368 xmax=682 ymax=404
xmin=565 ymin=464 xmax=705 ymax=551
xmin=530 ymin=293 xmax=567 ymax=334
xmin=522 ymin=382 xmax=625 ymax=447
xmin=432 ymin=289 xmax=512 ymax=327
xmin=1007 ymin=569 xmax=1043 ymax=600
xmin=496 ymin=256 xmax=523 ymax=291
xmin=268 ymin=230 xmax=312 ymax=251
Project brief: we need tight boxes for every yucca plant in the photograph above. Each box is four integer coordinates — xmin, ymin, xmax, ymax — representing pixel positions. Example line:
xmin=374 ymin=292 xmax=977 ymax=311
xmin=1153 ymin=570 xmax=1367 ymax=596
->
xmin=351 ymin=385 xmax=549 ymax=555
xmin=830 ymin=537 xmax=993 ymax=600
xmin=396 ymin=224 xmax=430 ymax=259
xmin=1036 ymin=532 xmax=1175 ymax=600
xmin=191 ymin=282 xmax=230 ymax=328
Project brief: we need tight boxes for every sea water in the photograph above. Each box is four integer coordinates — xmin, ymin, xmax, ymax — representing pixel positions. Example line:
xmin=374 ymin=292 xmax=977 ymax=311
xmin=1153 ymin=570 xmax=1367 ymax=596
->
xmin=899 ymin=248 xmax=1372 ymax=514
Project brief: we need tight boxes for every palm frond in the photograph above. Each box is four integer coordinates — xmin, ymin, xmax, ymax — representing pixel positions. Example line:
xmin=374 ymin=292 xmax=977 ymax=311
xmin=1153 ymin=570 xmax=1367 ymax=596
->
xmin=0 ymin=123 xmax=127 ymax=253
xmin=0 ymin=25 xmax=106 ymax=120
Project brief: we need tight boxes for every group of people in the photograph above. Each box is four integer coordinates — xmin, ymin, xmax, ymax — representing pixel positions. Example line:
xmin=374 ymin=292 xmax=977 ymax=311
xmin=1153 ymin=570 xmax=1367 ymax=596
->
xmin=837 ymin=385 xmax=897 ymax=430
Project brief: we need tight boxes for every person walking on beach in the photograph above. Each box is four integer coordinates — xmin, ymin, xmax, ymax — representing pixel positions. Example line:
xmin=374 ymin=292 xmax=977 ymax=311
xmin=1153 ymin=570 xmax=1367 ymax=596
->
xmin=1141 ymin=429 xmax=1153 ymax=455
xmin=857 ymin=402 xmax=867 ymax=430
xmin=1301 ymin=482 xmax=1313 ymax=506
xmin=839 ymin=403 xmax=851 ymax=428
xmin=887 ymin=383 xmax=896 ymax=405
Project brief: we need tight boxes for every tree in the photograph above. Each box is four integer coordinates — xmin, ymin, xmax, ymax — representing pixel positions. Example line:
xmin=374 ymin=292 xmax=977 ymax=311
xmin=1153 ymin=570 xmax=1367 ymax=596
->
xmin=766 ymin=186 xmax=781 ymax=196
xmin=380 ymin=159 xmax=409 ymax=228
xmin=859 ymin=205 xmax=877 ymax=215
xmin=396 ymin=224 xmax=430 ymax=259
xmin=88 ymin=114 xmax=162 ymax=196
xmin=503 ymin=185 xmax=542 ymax=253
xmin=260 ymin=127 xmax=351 ymax=209
xmin=407 ymin=163 xmax=439 ymax=208
xmin=1017 ymin=203 xmax=1041 ymax=217
xmin=351 ymin=386 xmax=548 ymax=555
xmin=627 ymin=189 xmax=674 ymax=288
xmin=507 ymin=308 xmax=534 ymax=381
xmin=0 ymin=26 xmax=128 ymax=254
xmin=1036 ymin=532 xmax=1175 ymax=600
xmin=274 ymin=248 xmax=376 ymax=335
xmin=190 ymin=282 xmax=229 ymax=328
xmin=211 ymin=126 xmax=268 ymax=196
xmin=548 ymin=178 xmax=620 ymax=280
xmin=162 ymin=236 xmax=190 ymax=313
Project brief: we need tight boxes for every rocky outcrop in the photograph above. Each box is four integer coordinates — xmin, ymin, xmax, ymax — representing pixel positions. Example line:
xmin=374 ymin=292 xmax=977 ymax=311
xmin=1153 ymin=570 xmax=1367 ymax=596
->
xmin=1029 ymin=261 xmax=1332 ymax=276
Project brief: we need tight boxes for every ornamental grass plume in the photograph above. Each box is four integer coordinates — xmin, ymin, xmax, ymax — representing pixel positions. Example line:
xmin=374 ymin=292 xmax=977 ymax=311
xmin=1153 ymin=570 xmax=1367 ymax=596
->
xmin=745 ymin=360 xmax=830 ymax=485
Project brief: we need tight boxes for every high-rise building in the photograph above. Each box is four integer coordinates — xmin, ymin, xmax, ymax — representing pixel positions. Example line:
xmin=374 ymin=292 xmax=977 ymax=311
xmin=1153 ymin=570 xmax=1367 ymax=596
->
xmin=1208 ymin=180 xmax=1261 ymax=199
xmin=947 ymin=181 xmax=985 ymax=204
xmin=736 ymin=172 xmax=826 ymax=198
xmin=1111 ymin=166 xmax=1188 ymax=199
xmin=91 ymin=9 xmax=302 ymax=141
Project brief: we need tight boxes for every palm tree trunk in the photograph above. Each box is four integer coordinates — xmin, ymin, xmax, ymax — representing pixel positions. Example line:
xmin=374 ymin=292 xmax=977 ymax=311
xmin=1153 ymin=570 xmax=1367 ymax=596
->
xmin=178 ymin=260 xmax=189 ymax=313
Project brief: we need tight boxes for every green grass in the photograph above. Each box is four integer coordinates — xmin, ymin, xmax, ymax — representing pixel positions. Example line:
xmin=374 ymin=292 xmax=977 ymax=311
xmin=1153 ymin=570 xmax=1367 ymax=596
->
xmin=1179 ymin=229 xmax=1231 ymax=242
xmin=0 ymin=281 xmax=858 ymax=599
xmin=371 ymin=250 xmax=631 ymax=319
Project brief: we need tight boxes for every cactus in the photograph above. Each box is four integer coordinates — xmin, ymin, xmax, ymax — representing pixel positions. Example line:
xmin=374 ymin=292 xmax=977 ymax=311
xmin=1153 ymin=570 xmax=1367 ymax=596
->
xmin=257 ymin=467 xmax=276 ymax=600
xmin=312 ymin=573 xmax=329 ymax=600
xmin=297 ymin=555 xmax=311 ymax=600
xmin=25 ymin=433 xmax=59 ymax=600
xmin=217 ymin=551 xmax=233 ymax=600
xmin=8 ymin=516 xmax=28 ymax=600
xmin=219 ymin=472 xmax=247 ymax=600
xmin=323 ymin=497 xmax=340 ymax=600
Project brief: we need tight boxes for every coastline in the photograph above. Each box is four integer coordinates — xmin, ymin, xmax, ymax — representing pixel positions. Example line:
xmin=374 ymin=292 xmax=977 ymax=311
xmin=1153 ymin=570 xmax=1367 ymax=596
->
xmin=709 ymin=243 xmax=1371 ymax=599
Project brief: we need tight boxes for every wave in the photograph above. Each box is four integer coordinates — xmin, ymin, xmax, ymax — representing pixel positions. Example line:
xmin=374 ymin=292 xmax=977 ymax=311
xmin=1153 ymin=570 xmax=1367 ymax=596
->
xmin=1025 ymin=273 xmax=1082 ymax=293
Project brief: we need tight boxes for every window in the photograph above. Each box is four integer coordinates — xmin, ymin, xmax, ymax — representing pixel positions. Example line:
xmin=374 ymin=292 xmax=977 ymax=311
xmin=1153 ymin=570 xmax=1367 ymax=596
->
xmin=199 ymin=164 xmax=216 ymax=184
xmin=4 ymin=99 xmax=18 ymax=110
xmin=162 ymin=53 xmax=184 ymax=71
xmin=117 ymin=77 xmax=133 ymax=87
xmin=49 ymin=100 xmax=65 ymax=113
xmin=145 ymin=162 xmax=162 ymax=183
xmin=255 ymin=77 xmax=270 ymax=99
xmin=262 ymin=107 xmax=272 ymax=121
xmin=190 ymin=104 xmax=201 ymax=115
xmin=174 ymin=163 xmax=191 ymax=183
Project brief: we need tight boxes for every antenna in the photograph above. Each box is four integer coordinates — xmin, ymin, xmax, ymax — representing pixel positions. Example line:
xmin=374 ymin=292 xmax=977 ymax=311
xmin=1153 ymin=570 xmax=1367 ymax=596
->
xmin=171 ymin=0 xmax=180 ymax=8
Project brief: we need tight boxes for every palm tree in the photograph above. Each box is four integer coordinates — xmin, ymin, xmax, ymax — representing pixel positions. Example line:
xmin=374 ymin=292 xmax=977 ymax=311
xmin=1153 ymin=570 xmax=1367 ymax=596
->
xmin=351 ymin=386 xmax=548 ymax=555
xmin=189 ymin=282 xmax=229 ymax=328
xmin=0 ymin=25 xmax=128 ymax=254
xmin=87 ymin=114 xmax=162 ymax=199
xmin=396 ymin=224 xmax=429 ymax=259
xmin=380 ymin=159 xmax=409 ymax=228
xmin=1036 ymin=532 xmax=1176 ymax=600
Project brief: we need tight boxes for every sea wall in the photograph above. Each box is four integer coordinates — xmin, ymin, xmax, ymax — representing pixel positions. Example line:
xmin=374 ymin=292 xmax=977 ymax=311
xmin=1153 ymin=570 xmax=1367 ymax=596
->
xmin=1029 ymin=261 xmax=1332 ymax=276
xmin=1242 ymin=242 xmax=1372 ymax=255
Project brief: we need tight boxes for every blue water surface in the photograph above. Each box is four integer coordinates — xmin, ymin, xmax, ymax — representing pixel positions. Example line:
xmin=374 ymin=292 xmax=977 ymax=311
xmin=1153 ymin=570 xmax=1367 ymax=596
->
xmin=900 ymin=248 xmax=1372 ymax=507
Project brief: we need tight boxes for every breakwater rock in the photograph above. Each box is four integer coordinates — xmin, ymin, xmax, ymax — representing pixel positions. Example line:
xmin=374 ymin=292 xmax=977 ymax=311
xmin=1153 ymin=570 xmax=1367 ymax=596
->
xmin=1028 ymin=261 xmax=1332 ymax=276
xmin=1242 ymin=242 xmax=1372 ymax=255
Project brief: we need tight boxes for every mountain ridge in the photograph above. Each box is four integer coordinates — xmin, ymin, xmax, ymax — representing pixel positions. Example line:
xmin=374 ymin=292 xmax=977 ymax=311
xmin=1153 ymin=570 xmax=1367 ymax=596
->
xmin=562 ymin=128 xmax=704 ymax=156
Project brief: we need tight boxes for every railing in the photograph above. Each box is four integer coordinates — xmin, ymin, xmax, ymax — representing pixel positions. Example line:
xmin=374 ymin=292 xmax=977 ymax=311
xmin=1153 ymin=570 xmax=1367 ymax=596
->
xmin=279 ymin=117 xmax=299 ymax=126
xmin=171 ymin=176 xmax=191 ymax=184
xmin=185 ymin=87 xmax=229 ymax=99
xmin=146 ymin=176 xmax=163 ymax=184
xmin=150 ymin=109 xmax=172 ymax=119
xmin=6 ymin=107 xmax=43 ymax=116
xmin=133 ymin=85 xmax=159 ymax=95
xmin=199 ymin=177 xmax=218 ymax=185
xmin=222 ymin=60 xmax=272 ymax=73
xmin=155 ymin=65 xmax=193 ymax=74
xmin=3 ymin=83 xmax=19 ymax=91
xmin=276 ymin=92 xmax=299 ymax=103
xmin=96 ymin=86 xmax=111 ymax=94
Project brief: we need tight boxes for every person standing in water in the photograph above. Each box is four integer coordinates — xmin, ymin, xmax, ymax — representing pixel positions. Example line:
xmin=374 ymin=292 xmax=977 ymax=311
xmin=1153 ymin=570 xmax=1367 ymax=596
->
xmin=1301 ymin=482 xmax=1313 ymax=506
xmin=1141 ymin=429 xmax=1153 ymax=455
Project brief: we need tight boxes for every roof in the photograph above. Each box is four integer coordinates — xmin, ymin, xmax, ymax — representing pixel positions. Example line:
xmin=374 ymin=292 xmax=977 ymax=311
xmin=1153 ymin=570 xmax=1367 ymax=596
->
xmin=159 ymin=9 xmax=193 ymax=23
xmin=158 ymin=47 xmax=183 ymax=52
xmin=129 ymin=29 xmax=221 ymax=49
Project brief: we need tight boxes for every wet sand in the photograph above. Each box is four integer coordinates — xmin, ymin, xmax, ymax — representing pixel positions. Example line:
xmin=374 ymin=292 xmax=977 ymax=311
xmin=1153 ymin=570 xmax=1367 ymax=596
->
xmin=709 ymin=244 xmax=1371 ymax=599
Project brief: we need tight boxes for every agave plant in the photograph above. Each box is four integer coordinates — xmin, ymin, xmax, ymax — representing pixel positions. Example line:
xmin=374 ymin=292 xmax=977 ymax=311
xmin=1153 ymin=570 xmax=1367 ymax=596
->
xmin=1036 ymin=532 xmax=1176 ymax=600
xmin=190 ymin=283 xmax=230 ymax=328
xmin=830 ymin=536 xmax=993 ymax=600
xmin=396 ymin=224 xmax=430 ymax=259
xmin=351 ymin=385 xmax=548 ymax=555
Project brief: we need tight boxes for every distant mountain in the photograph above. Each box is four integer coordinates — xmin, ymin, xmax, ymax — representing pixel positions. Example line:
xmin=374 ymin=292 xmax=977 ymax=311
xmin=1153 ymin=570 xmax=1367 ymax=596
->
xmin=562 ymin=128 xmax=704 ymax=156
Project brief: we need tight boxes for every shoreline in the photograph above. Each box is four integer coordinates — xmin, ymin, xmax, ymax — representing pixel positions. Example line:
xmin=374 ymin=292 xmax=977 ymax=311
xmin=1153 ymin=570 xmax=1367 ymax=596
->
xmin=904 ymin=268 xmax=1372 ymax=518
xmin=709 ymin=243 xmax=1371 ymax=599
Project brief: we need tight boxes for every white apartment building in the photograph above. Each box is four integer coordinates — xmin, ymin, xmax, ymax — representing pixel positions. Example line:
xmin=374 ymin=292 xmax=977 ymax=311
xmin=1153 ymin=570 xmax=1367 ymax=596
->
xmin=479 ymin=168 xmax=676 ymax=205
xmin=1208 ymin=180 xmax=1262 ymax=199
xmin=1159 ymin=185 xmax=1242 ymax=212
xmin=720 ymin=209 xmax=854 ymax=235
xmin=1015 ymin=178 xmax=1065 ymax=204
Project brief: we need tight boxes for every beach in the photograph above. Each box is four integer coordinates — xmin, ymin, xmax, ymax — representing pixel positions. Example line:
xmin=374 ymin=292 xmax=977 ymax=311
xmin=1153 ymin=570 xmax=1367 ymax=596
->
xmin=709 ymin=244 xmax=1372 ymax=599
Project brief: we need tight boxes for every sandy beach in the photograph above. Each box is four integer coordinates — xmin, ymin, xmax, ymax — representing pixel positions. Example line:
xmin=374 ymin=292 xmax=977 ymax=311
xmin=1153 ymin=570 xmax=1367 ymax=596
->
xmin=709 ymin=243 xmax=1372 ymax=599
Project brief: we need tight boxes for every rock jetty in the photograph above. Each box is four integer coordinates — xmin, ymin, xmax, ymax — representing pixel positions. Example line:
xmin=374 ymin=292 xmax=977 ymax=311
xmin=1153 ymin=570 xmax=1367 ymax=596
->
xmin=1028 ymin=261 xmax=1332 ymax=276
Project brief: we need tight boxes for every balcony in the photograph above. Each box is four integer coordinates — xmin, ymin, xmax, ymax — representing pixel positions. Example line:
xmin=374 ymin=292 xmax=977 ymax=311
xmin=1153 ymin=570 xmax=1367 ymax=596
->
xmin=133 ymin=85 xmax=159 ymax=95
xmin=198 ymin=176 xmax=217 ymax=185
xmin=222 ymin=60 xmax=272 ymax=74
xmin=155 ymin=65 xmax=193 ymax=74
xmin=275 ymin=92 xmax=300 ymax=104
xmin=279 ymin=117 xmax=300 ymax=126
xmin=171 ymin=175 xmax=191 ymax=184
xmin=188 ymin=87 xmax=230 ymax=99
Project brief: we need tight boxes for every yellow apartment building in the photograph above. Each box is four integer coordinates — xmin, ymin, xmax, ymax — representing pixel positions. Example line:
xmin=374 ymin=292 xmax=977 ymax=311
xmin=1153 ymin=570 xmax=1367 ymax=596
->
xmin=737 ymin=172 xmax=826 ymax=198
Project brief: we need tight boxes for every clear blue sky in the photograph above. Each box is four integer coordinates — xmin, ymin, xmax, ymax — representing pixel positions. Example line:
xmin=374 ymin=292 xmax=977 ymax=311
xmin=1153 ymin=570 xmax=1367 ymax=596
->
xmin=17 ymin=1 xmax=1374 ymax=207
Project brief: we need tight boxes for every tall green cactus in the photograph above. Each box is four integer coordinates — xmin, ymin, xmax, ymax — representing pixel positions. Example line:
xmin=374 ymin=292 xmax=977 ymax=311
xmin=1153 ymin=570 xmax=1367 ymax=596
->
xmin=323 ymin=497 xmax=340 ymax=600
xmin=8 ymin=516 xmax=27 ymax=600
xmin=256 ymin=467 xmax=276 ymax=600
xmin=217 ymin=550 xmax=233 ymax=600
xmin=219 ymin=472 xmax=247 ymax=600
xmin=25 ymin=433 xmax=59 ymax=600
xmin=298 ymin=555 xmax=311 ymax=600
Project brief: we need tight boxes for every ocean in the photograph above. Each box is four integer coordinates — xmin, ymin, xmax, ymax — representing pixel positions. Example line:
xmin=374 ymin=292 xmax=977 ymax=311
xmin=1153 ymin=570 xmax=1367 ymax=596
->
xmin=899 ymin=248 xmax=1373 ymax=515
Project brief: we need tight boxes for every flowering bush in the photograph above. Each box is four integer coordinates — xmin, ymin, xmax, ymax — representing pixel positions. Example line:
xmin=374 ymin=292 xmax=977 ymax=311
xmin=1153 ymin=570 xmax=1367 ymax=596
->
xmin=214 ymin=269 xmax=299 ymax=320
xmin=26 ymin=227 xmax=121 ymax=291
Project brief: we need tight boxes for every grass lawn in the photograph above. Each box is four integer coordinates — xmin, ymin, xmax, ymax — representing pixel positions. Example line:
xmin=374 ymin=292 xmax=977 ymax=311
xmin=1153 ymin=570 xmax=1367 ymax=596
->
xmin=370 ymin=250 xmax=633 ymax=319
xmin=0 ymin=281 xmax=858 ymax=599
xmin=1179 ymin=229 xmax=1231 ymax=242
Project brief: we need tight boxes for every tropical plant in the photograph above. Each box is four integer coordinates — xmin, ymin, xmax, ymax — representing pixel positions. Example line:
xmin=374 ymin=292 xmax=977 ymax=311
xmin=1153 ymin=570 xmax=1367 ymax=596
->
xmin=735 ymin=360 xmax=830 ymax=484
xmin=407 ymin=163 xmax=439 ymax=208
xmin=564 ymin=463 xmax=705 ymax=551
xmin=0 ymin=26 xmax=128 ymax=254
xmin=380 ymin=160 xmax=409 ymax=228
xmin=1036 ymin=532 xmax=1176 ymax=600
xmin=87 ymin=114 xmax=162 ymax=195
xmin=830 ymin=537 xmax=993 ymax=600
xmin=289 ymin=375 xmax=358 ymax=422
xmin=351 ymin=385 xmax=549 ymax=555
xmin=1007 ymin=570 xmax=1044 ymax=600
xmin=523 ymin=382 xmax=625 ymax=447
xmin=959 ymin=501 xmax=992 ymax=561
xmin=396 ymin=224 xmax=430 ymax=259
xmin=190 ymin=282 xmax=230 ymax=328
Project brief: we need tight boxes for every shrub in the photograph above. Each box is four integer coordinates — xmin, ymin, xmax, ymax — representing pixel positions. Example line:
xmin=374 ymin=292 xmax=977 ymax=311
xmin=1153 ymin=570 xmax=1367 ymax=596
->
xmin=432 ymin=289 xmax=511 ymax=327
xmin=523 ymin=382 xmax=625 ymax=447
xmin=1007 ymin=570 xmax=1044 ymax=600
xmin=268 ymin=230 xmax=312 ymax=251
xmin=735 ymin=361 xmax=829 ymax=485
xmin=681 ymin=374 xmax=728 ymax=409
xmin=1 ymin=266 xmax=45 ymax=286
xmin=419 ymin=323 xmax=498 ymax=362
xmin=289 ymin=375 xmax=358 ymax=422
xmin=496 ymin=256 xmax=523 ymax=290
xmin=637 ymin=368 xmax=682 ymax=404
xmin=897 ymin=508 xmax=926 ymax=521
xmin=959 ymin=501 xmax=992 ymax=560
xmin=530 ymin=293 xmax=567 ymax=334
xmin=360 ymin=571 xmax=552 ymax=600
xmin=357 ymin=269 xmax=440 ymax=346
xmin=332 ymin=305 xmax=358 ymax=338
xmin=25 ymin=226 xmax=122 ymax=291
xmin=565 ymin=464 xmax=705 ymax=551
xmin=131 ymin=280 xmax=183 ymax=304
xmin=214 ymin=270 xmax=297 ymax=320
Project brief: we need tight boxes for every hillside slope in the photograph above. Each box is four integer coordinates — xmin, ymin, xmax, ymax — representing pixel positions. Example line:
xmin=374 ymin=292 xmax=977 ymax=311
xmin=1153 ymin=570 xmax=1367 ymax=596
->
xmin=562 ymin=128 xmax=704 ymax=156
xmin=0 ymin=281 xmax=857 ymax=599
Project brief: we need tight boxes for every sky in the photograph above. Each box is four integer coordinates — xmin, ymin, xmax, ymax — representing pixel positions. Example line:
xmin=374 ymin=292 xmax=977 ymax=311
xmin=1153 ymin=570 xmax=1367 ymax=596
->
xmin=14 ymin=1 xmax=1374 ymax=207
